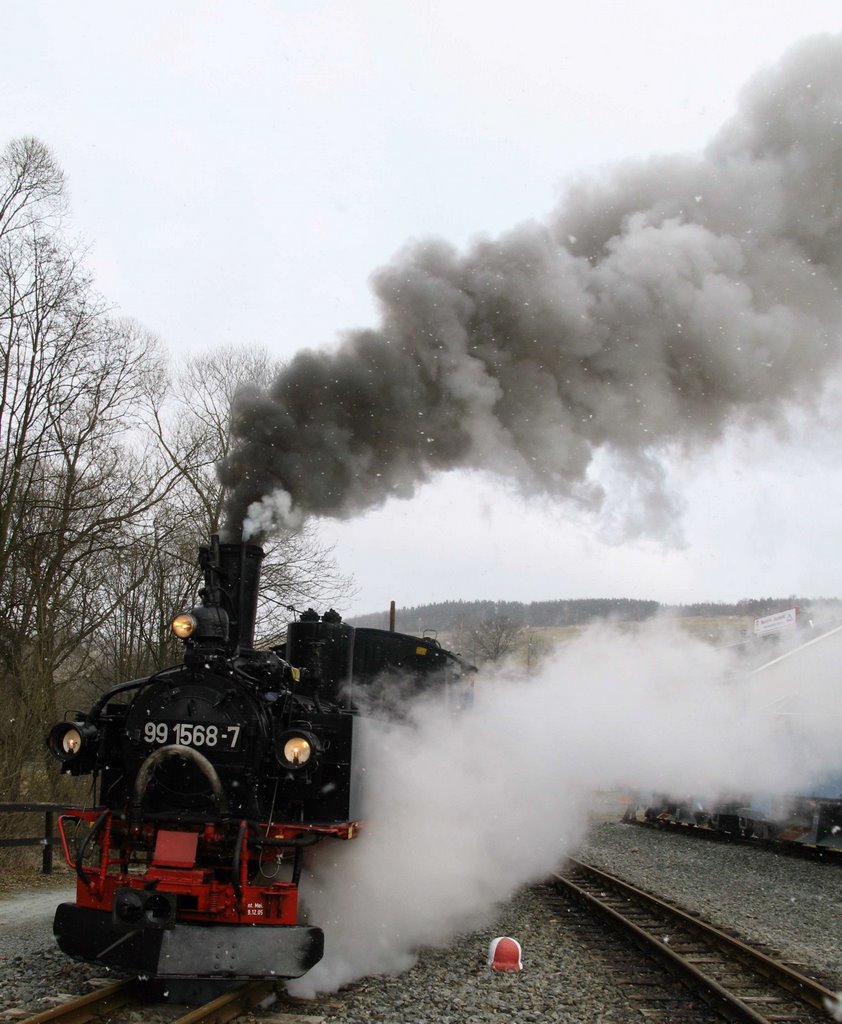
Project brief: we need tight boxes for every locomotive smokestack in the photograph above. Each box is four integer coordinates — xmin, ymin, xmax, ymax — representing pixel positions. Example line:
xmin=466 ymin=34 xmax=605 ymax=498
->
xmin=200 ymin=538 xmax=265 ymax=650
xmin=219 ymin=35 xmax=842 ymax=543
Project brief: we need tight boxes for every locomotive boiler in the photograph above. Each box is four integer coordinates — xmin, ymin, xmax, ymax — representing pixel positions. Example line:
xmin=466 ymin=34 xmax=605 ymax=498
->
xmin=47 ymin=537 xmax=474 ymax=984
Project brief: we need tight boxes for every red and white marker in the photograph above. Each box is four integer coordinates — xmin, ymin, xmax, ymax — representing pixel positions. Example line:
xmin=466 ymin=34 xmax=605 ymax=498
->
xmin=488 ymin=936 xmax=523 ymax=971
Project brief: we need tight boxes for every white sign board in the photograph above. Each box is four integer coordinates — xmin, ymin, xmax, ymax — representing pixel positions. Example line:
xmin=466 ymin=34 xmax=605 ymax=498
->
xmin=753 ymin=607 xmax=798 ymax=636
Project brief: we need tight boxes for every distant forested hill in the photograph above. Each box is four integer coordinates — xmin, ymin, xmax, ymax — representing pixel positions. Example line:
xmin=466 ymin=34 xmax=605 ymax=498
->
xmin=348 ymin=596 xmax=842 ymax=633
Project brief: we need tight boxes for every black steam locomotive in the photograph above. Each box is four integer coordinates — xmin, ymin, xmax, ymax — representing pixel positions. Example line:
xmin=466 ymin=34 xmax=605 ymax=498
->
xmin=47 ymin=537 xmax=474 ymax=984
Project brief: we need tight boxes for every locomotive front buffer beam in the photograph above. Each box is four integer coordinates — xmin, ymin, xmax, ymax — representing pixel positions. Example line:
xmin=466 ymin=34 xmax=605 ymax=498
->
xmin=53 ymin=901 xmax=324 ymax=979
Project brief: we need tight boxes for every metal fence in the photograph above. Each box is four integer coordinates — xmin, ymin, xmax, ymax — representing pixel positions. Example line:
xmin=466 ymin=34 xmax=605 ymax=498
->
xmin=0 ymin=802 xmax=81 ymax=874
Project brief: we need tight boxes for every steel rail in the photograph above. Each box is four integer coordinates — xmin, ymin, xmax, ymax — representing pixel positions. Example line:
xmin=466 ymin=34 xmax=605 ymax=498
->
xmin=170 ymin=981 xmax=280 ymax=1024
xmin=556 ymin=859 xmax=838 ymax=1023
xmin=17 ymin=978 xmax=281 ymax=1024
xmin=16 ymin=978 xmax=143 ymax=1024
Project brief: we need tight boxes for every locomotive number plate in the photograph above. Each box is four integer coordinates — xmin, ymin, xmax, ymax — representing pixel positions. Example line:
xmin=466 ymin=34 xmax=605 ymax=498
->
xmin=143 ymin=721 xmax=242 ymax=750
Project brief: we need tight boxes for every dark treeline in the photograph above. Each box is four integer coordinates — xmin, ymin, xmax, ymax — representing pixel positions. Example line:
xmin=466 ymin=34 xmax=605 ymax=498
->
xmin=350 ymin=597 xmax=842 ymax=634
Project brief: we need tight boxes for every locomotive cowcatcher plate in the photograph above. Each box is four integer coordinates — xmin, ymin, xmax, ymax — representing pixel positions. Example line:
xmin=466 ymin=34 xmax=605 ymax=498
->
xmin=53 ymin=902 xmax=324 ymax=979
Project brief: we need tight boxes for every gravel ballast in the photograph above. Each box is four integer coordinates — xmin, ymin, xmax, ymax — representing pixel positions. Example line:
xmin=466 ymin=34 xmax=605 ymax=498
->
xmin=1 ymin=819 xmax=840 ymax=1022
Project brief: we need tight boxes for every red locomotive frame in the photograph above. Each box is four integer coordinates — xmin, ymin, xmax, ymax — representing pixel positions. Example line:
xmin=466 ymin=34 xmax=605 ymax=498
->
xmin=54 ymin=809 xmax=360 ymax=978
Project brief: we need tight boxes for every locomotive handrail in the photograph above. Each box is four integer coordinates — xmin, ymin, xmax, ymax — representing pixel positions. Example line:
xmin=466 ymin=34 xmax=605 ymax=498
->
xmin=77 ymin=808 xmax=110 ymax=890
xmin=233 ymin=819 xmax=248 ymax=903
xmin=86 ymin=674 xmax=161 ymax=720
xmin=55 ymin=808 xmax=110 ymax=889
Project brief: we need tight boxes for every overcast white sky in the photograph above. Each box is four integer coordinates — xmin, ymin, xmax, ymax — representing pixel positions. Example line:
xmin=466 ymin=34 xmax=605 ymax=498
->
xmin=3 ymin=2 xmax=842 ymax=617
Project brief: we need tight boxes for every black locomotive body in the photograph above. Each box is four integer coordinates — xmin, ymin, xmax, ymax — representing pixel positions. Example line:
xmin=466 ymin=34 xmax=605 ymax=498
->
xmin=47 ymin=538 xmax=474 ymax=984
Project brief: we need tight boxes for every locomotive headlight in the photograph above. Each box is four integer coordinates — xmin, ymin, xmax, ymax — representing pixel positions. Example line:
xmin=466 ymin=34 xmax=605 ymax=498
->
xmin=284 ymin=737 xmax=312 ymax=765
xmin=47 ymin=721 xmax=99 ymax=762
xmin=277 ymin=730 xmax=321 ymax=770
xmin=171 ymin=613 xmax=197 ymax=639
xmin=60 ymin=728 xmax=82 ymax=755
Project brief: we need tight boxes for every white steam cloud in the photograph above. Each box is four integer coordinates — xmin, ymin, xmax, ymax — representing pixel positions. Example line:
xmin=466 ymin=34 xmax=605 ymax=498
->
xmin=288 ymin=621 xmax=840 ymax=997
xmin=242 ymin=488 xmax=304 ymax=541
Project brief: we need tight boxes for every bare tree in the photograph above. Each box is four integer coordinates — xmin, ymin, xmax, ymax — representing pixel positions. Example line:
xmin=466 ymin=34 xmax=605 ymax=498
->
xmin=154 ymin=346 xmax=281 ymax=537
xmin=83 ymin=523 xmax=197 ymax=687
xmin=461 ymin=615 xmax=526 ymax=665
xmin=0 ymin=136 xmax=65 ymax=241
xmin=0 ymin=137 xmax=174 ymax=798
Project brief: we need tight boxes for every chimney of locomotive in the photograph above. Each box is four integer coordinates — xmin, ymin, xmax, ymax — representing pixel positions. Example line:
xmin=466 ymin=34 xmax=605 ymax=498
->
xmin=200 ymin=537 xmax=265 ymax=651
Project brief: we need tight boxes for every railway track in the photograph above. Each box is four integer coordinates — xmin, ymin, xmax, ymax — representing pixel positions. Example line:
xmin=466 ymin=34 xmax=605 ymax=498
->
xmin=554 ymin=858 xmax=839 ymax=1023
xmin=17 ymin=977 xmax=282 ymax=1024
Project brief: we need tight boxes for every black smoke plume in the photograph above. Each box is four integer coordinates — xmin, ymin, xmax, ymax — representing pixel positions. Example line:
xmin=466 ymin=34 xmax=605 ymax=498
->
xmin=220 ymin=35 xmax=842 ymax=542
